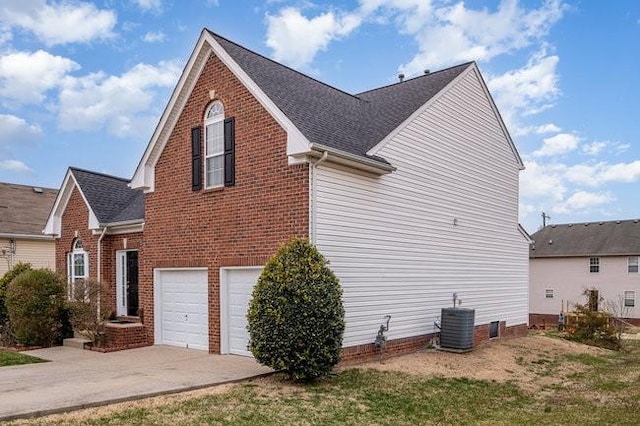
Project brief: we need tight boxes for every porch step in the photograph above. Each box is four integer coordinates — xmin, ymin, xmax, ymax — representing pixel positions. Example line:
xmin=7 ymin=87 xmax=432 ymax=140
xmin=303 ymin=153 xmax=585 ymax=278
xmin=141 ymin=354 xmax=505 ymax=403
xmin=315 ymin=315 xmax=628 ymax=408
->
xmin=63 ymin=337 xmax=91 ymax=349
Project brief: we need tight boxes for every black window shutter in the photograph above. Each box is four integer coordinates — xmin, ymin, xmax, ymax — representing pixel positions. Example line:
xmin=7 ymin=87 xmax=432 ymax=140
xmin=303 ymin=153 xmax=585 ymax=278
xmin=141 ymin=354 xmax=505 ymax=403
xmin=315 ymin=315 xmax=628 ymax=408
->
xmin=191 ymin=126 xmax=202 ymax=191
xmin=224 ymin=117 xmax=235 ymax=186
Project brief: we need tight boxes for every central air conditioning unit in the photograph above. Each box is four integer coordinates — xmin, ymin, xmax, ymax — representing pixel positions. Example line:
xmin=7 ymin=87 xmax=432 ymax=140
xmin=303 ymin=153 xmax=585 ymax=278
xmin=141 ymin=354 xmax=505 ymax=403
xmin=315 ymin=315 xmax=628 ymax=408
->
xmin=440 ymin=307 xmax=475 ymax=352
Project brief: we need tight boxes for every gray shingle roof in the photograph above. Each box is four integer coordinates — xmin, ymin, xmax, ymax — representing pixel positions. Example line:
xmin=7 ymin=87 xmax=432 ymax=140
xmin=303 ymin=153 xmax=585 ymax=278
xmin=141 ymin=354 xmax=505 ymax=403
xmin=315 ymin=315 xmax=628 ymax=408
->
xmin=209 ymin=31 xmax=471 ymax=163
xmin=0 ymin=182 xmax=58 ymax=236
xmin=530 ymin=220 xmax=640 ymax=258
xmin=71 ymin=168 xmax=144 ymax=224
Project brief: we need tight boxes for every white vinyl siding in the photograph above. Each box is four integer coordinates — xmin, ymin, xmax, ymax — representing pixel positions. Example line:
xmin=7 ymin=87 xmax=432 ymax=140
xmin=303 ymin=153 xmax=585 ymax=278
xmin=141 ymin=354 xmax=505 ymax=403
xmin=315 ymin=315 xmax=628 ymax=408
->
xmin=314 ymin=68 xmax=528 ymax=347
xmin=0 ymin=238 xmax=55 ymax=276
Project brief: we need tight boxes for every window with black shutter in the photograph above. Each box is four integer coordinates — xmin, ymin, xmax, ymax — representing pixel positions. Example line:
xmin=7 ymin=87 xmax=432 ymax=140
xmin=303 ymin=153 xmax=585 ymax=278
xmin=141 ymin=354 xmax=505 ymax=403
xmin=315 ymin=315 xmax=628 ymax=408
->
xmin=191 ymin=126 xmax=202 ymax=191
xmin=224 ymin=117 xmax=235 ymax=186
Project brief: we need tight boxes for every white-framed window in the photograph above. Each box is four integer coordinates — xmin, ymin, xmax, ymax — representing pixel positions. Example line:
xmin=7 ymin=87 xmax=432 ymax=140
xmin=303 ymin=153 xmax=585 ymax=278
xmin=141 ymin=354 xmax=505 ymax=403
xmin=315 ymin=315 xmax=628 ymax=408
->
xmin=589 ymin=257 xmax=600 ymax=273
xmin=628 ymin=256 xmax=639 ymax=273
xmin=624 ymin=291 xmax=635 ymax=308
xmin=204 ymin=101 xmax=225 ymax=188
xmin=545 ymin=289 xmax=554 ymax=299
xmin=67 ymin=239 xmax=88 ymax=300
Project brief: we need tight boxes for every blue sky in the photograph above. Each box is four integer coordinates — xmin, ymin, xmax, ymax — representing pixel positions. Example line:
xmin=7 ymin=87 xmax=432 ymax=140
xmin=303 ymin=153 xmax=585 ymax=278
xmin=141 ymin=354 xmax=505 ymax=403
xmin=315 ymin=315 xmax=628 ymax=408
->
xmin=0 ymin=1 xmax=638 ymax=233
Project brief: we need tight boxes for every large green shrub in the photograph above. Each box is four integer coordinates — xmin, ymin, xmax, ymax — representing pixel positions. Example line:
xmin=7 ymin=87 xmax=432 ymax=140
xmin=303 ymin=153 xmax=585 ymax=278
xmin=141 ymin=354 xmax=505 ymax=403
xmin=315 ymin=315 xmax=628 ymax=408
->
xmin=5 ymin=268 xmax=67 ymax=346
xmin=0 ymin=262 xmax=32 ymax=325
xmin=247 ymin=238 xmax=345 ymax=381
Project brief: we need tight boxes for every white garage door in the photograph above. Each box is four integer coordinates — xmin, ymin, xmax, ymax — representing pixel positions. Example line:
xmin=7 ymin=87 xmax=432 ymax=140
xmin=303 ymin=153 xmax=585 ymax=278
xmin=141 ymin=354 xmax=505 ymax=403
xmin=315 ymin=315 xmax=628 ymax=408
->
xmin=154 ymin=269 xmax=209 ymax=351
xmin=221 ymin=267 xmax=262 ymax=356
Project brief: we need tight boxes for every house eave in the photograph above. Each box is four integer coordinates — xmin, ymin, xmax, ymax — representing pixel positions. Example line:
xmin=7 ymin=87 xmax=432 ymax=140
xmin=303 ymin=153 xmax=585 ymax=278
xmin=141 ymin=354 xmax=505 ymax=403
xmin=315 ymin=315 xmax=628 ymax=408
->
xmin=301 ymin=143 xmax=395 ymax=175
xmin=0 ymin=232 xmax=55 ymax=241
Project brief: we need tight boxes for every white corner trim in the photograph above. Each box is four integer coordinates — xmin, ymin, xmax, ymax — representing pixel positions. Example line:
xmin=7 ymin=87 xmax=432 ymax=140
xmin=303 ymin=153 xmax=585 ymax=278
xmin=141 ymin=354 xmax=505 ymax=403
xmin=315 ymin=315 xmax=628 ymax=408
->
xmin=366 ymin=64 xmax=475 ymax=157
xmin=43 ymin=170 xmax=100 ymax=237
xmin=130 ymin=30 xmax=311 ymax=192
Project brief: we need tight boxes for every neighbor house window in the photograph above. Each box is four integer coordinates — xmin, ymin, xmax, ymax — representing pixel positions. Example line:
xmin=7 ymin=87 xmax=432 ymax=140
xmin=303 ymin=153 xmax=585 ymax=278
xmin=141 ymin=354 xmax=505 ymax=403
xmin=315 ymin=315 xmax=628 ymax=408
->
xmin=67 ymin=239 xmax=88 ymax=300
xmin=545 ymin=289 xmax=554 ymax=299
xmin=628 ymin=257 xmax=639 ymax=273
xmin=589 ymin=257 xmax=600 ymax=273
xmin=204 ymin=101 xmax=225 ymax=188
xmin=624 ymin=291 xmax=635 ymax=308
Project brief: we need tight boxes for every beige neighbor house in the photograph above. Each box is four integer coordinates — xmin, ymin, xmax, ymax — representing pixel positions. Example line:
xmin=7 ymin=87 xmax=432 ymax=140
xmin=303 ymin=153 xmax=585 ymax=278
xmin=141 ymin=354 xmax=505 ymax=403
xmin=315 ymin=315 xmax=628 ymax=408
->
xmin=0 ymin=182 xmax=58 ymax=275
xmin=530 ymin=220 xmax=640 ymax=326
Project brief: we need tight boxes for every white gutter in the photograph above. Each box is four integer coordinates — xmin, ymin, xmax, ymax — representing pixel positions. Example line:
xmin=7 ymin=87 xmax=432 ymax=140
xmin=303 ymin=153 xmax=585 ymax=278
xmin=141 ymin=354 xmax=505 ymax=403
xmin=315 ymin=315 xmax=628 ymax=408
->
xmin=96 ymin=227 xmax=108 ymax=319
xmin=309 ymin=143 xmax=396 ymax=174
xmin=0 ymin=233 xmax=55 ymax=241
xmin=309 ymin=151 xmax=329 ymax=244
xmin=99 ymin=219 xmax=144 ymax=228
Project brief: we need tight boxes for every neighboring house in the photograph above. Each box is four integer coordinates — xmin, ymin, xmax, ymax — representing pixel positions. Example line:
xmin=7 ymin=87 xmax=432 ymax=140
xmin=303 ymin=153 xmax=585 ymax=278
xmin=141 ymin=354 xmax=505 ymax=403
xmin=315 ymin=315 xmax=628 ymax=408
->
xmin=530 ymin=220 xmax=640 ymax=326
xmin=0 ymin=182 xmax=58 ymax=275
xmin=45 ymin=29 xmax=529 ymax=358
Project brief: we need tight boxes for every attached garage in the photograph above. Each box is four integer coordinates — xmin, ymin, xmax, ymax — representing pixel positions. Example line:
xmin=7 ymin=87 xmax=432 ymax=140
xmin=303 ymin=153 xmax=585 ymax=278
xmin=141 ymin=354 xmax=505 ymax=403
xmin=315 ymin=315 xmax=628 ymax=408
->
xmin=220 ymin=267 xmax=263 ymax=356
xmin=154 ymin=268 xmax=209 ymax=351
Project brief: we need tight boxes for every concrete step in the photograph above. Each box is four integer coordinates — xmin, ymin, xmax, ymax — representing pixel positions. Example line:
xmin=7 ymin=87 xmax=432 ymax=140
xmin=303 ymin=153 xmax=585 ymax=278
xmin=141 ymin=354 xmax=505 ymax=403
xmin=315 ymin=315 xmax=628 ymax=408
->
xmin=63 ymin=337 xmax=91 ymax=349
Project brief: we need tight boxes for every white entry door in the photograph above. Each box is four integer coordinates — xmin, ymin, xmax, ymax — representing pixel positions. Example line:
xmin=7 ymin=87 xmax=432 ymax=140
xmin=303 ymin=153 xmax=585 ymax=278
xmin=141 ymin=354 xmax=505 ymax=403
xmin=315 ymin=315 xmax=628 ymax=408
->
xmin=220 ymin=267 xmax=263 ymax=356
xmin=154 ymin=269 xmax=209 ymax=351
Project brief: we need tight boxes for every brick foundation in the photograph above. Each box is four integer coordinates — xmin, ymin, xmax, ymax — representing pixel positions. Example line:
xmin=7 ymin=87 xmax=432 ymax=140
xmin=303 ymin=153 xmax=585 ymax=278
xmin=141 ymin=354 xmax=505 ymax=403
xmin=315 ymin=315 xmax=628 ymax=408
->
xmin=340 ymin=322 xmax=528 ymax=365
xmin=91 ymin=322 xmax=148 ymax=352
xmin=529 ymin=313 xmax=560 ymax=329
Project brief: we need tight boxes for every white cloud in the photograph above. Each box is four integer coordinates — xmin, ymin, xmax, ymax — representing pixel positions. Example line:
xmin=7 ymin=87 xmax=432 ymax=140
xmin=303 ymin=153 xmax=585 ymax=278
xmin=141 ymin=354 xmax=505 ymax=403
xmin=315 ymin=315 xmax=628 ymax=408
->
xmin=582 ymin=141 xmax=606 ymax=156
xmin=0 ymin=114 xmax=42 ymax=147
xmin=488 ymin=52 xmax=560 ymax=131
xmin=534 ymin=123 xmax=561 ymax=134
xmin=58 ymin=60 xmax=181 ymax=138
xmin=0 ymin=159 xmax=31 ymax=172
xmin=266 ymin=7 xmax=362 ymax=69
xmin=0 ymin=50 xmax=79 ymax=104
xmin=143 ymin=31 xmax=165 ymax=43
xmin=519 ymin=160 xmax=566 ymax=202
xmin=0 ymin=0 xmax=116 ymax=46
xmin=533 ymin=132 xmax=580 ymax=157
xmin=397 ymin=0 xmax=566 ymax=75
xmin=133 ymin=0 xmax=162 ymax=13
xmin=552 ymin=190 xmax=614 ymax=215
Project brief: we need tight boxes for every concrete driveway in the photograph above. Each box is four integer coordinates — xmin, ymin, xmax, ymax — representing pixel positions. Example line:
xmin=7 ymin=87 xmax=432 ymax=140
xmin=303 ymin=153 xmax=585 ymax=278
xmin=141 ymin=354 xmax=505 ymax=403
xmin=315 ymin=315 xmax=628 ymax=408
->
xmin=0 ymin=345 xmax=272 ymax=421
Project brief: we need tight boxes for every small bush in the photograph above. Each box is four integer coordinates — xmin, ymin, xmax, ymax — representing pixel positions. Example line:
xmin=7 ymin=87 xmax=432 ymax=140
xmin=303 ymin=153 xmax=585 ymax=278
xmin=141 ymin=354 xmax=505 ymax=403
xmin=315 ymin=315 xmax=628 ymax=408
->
xmin=566 ymin=290 xmax=620 ymax=350
xmin=0 ymin=262 xmax=31 ymax=325
xmin=5 ymin=268 xmax=66 ymax=346
xmin=66 ymin=279 xmax=110 ymax=344
xmin=247 ymin=238 xmax=345 ymax=381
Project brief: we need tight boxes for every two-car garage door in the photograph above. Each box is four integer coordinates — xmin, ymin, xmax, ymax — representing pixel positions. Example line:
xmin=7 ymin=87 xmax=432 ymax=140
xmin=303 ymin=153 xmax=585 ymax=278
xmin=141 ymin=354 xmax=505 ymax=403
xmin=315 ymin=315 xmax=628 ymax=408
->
xmin=154 ymin=267 xmax=262 ymax=356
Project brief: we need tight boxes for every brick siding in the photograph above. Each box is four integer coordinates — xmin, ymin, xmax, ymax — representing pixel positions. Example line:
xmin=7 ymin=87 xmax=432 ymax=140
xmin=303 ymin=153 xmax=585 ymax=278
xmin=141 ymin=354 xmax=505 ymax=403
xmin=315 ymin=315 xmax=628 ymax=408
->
xmin=142 ymin=51 xmax=309 ymax=352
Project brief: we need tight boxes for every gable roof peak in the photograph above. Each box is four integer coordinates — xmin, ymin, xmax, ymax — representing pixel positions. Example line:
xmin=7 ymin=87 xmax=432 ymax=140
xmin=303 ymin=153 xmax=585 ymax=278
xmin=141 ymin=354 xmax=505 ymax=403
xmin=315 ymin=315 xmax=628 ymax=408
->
xmin=206 ymin=29 xmax=361 ymax=102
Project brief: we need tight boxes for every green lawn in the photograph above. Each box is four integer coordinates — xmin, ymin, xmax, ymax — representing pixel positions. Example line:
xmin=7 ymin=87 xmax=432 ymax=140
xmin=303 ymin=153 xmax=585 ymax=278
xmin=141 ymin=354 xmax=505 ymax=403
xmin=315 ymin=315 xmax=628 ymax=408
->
xmin=0 ymin=349 xmax=45 ymax=367
xmin=8 ymin=338 xmax=640 ymax=425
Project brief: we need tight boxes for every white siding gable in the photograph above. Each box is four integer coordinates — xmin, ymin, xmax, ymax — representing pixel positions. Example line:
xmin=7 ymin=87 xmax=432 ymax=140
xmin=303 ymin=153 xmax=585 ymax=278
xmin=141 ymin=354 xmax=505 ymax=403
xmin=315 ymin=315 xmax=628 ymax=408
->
xmin=314 ymin=67 xmax=528 ymax=347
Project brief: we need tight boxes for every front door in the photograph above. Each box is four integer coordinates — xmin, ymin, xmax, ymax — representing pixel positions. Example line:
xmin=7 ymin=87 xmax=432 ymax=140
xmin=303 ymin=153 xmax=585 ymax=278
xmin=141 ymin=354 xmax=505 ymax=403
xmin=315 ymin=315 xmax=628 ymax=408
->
xmin=116 ymin=250 xmax=139 ymax=316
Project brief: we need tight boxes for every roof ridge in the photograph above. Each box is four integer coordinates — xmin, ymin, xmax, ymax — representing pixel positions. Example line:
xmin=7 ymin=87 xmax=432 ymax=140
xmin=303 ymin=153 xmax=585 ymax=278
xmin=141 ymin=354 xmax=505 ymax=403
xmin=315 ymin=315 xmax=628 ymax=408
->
xmin=542 ymin=218 xmax=640 ymax=228
xmin=69 ymin=166 xmax=131 ymax=183
xmin=207 ymin=29 xmax=363 ymax=102
xmin=0 ymin=181 xmax=57 ymax=191
xmin=356 ymin=62 xmax=474 ymax=96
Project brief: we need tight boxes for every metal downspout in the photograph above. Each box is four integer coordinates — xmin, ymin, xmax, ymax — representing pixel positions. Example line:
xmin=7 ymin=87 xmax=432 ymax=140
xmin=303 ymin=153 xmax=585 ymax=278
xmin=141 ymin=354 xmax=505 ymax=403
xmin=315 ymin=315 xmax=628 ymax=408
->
xmin=309 ymin=151 xmax=329 ymax=244
xmin=96 ymin=227 xmax=108 ymax=319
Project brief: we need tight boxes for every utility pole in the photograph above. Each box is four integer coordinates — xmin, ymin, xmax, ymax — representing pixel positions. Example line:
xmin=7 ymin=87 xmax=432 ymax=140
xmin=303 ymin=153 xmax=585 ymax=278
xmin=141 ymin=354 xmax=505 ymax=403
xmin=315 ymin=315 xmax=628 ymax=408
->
xmin=542 ymin=212 xmax=551 ymax=228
